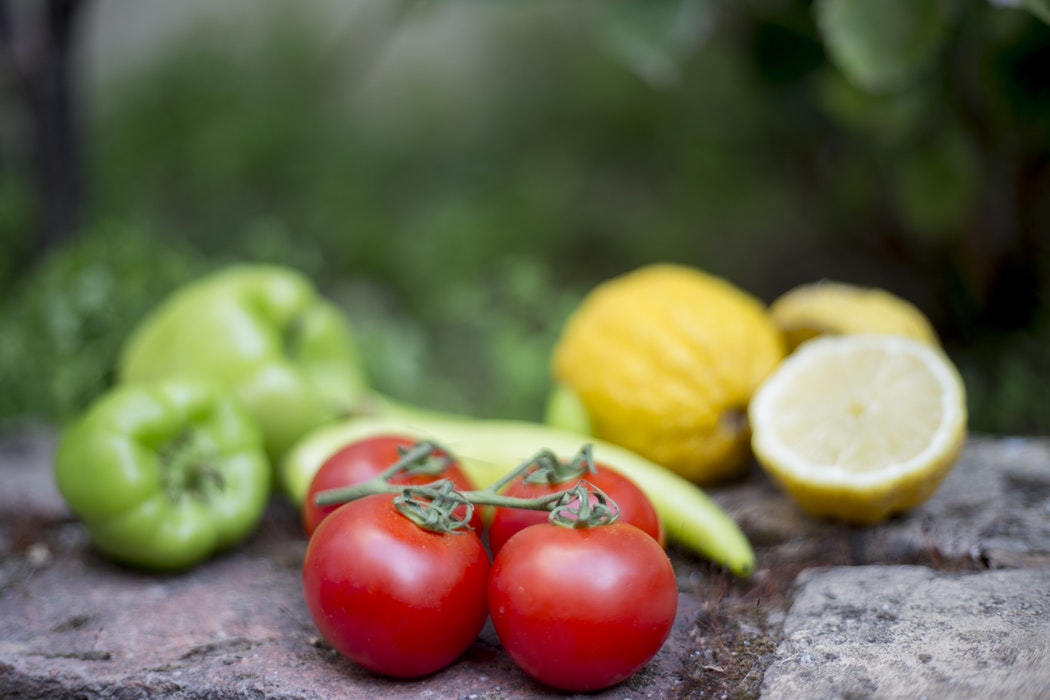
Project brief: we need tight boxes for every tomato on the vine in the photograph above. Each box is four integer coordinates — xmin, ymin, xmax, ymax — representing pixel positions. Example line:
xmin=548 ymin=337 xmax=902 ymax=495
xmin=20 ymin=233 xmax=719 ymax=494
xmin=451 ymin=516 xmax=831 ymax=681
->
xmin=488 ymin=521 xmax=678 ymax=692
xmin=487 ymin=460 xmax=663 ymax=556
xmin=302 ymin=493 xmax=490 ymax=678
xmin=301 ymin=434 xmax=480 ymax=536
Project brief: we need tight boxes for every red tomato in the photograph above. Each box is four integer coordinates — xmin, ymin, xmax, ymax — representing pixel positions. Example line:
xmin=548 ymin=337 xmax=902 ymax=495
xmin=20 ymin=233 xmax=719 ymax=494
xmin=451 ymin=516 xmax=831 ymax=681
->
xmin=488 ymin=522 xmax=678 ymax=692
xmin=487 ymin=462 xmax=664 ymax=556
xmin=302 ymin=493 xmax=490 ymax=678
xmin=302 ymin=435 xmax=480 ymax=536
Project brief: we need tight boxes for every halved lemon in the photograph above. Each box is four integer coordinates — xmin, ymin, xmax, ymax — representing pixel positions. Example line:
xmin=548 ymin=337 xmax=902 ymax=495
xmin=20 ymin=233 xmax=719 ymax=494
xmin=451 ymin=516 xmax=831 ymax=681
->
xmin=748 ymin=334 xmax=967 ymax=524
xmin=769 ymin=280 xmax=939 ymax=351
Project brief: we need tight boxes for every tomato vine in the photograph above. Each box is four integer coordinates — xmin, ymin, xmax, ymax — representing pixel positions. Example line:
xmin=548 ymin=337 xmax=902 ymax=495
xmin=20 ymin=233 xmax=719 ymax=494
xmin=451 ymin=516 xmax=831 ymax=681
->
xmin=313 ymin=442 xmax=623 ymax=534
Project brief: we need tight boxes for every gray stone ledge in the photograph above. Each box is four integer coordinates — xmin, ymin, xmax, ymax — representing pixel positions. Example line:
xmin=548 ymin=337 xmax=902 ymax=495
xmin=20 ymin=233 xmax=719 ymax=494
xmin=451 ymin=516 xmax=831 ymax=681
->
xmin=762 ymin=566 xmax=1050 ymax=700
xmin=3 ymin=428 xmax=1049 ymax=698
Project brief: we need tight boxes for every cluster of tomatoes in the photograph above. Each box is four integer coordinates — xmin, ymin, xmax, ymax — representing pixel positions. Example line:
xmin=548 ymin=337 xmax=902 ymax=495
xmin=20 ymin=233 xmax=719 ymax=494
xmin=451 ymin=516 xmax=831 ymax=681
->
xmin=299 ymin=435 xmax=679 ymax=693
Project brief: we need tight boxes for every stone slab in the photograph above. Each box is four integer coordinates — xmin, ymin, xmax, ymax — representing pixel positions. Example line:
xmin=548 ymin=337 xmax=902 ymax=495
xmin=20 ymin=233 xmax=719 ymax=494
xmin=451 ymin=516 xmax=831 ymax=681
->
xmin=0 ymin=524 xmax=707 ymax=699
xmin=761 ymin=565 xmax=1050 ymax=700
xmin=0 ymin=424 xmax=66 ymax=525
xmin=718 ymin=435 xmax=1050 ymax=571
xmin=4 ymin=426 xmax=1050 ymax=699
xmin=1 ymin=481 xmax=702 ymax=699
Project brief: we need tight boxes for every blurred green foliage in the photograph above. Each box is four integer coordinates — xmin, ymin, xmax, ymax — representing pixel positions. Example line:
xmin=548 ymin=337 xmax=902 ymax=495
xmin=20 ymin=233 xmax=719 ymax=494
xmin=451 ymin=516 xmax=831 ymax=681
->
xmin=1 ymin=0 xmax=1049 ymax=434
xmin=0 ymin=223 xmax=211 ymax=424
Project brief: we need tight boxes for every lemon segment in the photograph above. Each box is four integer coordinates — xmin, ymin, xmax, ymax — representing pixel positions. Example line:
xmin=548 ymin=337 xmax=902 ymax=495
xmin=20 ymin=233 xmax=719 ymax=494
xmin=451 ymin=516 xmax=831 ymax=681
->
xmin=552 ymin=264 xmax=785 ymax=484
xmin=748 ymin=334 xmax=967 ymax=524
xmin=769 ymin=281 xmax=939 ymax=350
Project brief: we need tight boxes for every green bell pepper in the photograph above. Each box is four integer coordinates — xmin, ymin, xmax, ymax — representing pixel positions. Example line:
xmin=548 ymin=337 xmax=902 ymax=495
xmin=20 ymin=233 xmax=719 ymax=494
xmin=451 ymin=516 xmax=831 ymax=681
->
xmin=117 ymin=264 xmax=368 ymax=464
xmin=54 ymin=380 xmax=271 ymax=571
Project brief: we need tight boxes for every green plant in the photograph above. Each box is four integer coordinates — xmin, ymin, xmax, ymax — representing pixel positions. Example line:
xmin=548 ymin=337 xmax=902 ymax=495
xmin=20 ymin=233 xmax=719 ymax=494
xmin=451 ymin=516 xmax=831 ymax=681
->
xmin=0 ymin=223 xmax=210 ymax=426
xmin=3 ymin=1 xmax=1048 ymax=435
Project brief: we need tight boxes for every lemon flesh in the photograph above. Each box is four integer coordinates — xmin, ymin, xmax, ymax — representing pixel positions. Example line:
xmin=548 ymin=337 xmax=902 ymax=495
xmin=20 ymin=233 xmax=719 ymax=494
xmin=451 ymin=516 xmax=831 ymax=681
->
xmin=769 ymin=281 xmax=939 ymax=351
xmin=552 ymin=264 xmax=785 ymax=484
xmin=749 ymin=334 xmax=967 ymax=524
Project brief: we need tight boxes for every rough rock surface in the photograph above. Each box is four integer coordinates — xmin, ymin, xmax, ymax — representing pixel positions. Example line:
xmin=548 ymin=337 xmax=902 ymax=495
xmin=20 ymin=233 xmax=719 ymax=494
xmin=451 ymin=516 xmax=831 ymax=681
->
xmin=0 ymin=425 xmax=701 ymax=699
xmin=2 ymin=425 xmax=1049 ymax=699
xmin=762 ymin=566 xmax=1050 ymax=699
xmin=714 ymin=435 xmax=1050 ymax=571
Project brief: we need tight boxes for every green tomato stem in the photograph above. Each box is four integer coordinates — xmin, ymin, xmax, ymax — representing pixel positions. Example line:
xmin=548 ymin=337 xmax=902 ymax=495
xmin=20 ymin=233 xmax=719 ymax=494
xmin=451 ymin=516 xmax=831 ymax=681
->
xmin=520 ymin=444 xmax=596 ymax=486
xmin=382 ymin=440 xmax=454 ymax=479
xmin=313 ymin=443 xmax=621 ymax=534
xmin=315 ymin=477 xmax=575 ymax=512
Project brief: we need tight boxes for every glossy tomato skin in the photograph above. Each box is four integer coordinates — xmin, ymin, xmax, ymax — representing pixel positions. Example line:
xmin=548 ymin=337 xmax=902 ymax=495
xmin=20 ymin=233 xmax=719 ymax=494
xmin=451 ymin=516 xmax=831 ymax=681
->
xmin=302 ymin=494 xmax=490 ymax=678
xmin=487 ymin=463 xmax=664 ymax=556
xmin=302 ymin=435 xmax=480 ymax=536
xmin=488 ymin=522 xmax=678 ymax=693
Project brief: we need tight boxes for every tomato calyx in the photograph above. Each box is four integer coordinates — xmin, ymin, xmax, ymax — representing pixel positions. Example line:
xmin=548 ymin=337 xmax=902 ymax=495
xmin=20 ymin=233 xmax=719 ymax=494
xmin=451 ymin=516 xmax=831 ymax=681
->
xmin=547 ymin=482 xmax=620 ymax=529
xmin=390 ymin=443 xmax=456 ymax=477
xmin=518 ymin=445 xmax=596 ymax=487
xmin=485 ymin=445 xmax=620 ymax=529
xmin=393 ymin=480 xmax=477 ymax=534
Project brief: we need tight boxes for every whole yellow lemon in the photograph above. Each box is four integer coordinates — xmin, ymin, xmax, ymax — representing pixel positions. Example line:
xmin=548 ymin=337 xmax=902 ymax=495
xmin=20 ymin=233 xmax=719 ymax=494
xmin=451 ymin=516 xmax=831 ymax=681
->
xmin=551 ymin=264 xmax=785 ymax=484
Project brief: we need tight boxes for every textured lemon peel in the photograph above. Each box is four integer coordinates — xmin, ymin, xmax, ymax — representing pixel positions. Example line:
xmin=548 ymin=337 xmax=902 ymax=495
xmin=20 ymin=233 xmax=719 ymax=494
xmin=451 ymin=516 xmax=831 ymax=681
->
xmin=553 ymin=264 xmax=784 ymax=484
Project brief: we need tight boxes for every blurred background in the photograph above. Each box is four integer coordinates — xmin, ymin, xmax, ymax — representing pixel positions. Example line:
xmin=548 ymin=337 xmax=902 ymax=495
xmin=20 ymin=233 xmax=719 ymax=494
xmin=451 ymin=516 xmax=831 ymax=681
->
xmin=1 ymin=0 xmax=1048 ymax=435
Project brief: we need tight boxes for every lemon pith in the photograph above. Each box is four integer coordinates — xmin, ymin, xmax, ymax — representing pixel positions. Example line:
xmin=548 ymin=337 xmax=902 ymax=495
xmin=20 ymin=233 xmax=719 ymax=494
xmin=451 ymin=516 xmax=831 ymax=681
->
xmin=749 ymin=334 xmax=967 ymax=524
xmin=552 ymin=264 xmax=786 ymax=484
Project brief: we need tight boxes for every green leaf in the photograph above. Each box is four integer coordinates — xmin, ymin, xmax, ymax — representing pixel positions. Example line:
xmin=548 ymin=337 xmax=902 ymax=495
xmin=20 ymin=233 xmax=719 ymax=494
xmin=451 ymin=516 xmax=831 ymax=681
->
xmin=0 ymin=224 xmax=210 ymax=426
xmin=889 ymin=126 xmax=979 ymax=242
xmin=1024 ymin=0 xmax=1050 ymax=24
xmin=599 ymin=0 xmax=715 ymax=88
xmin=817 ymin=68 xmax=928 ymax=143
xmin=815 ymin=0 xmax=952 ymax=93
